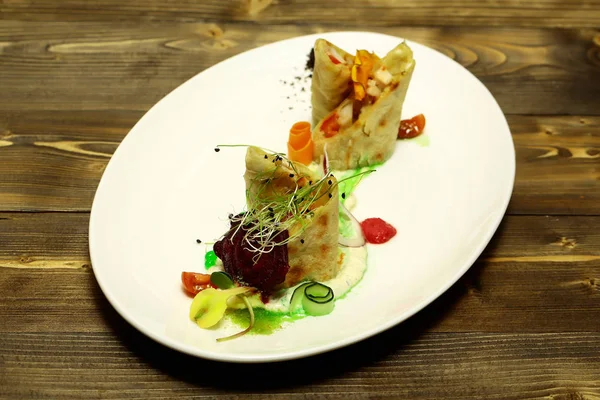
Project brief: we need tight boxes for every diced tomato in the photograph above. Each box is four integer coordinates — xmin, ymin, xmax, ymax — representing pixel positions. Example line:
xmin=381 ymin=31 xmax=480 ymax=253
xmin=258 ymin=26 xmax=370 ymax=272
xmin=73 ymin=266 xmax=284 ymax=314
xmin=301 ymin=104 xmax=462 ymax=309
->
xmin=398 ymin=113 xmax=426 ymax=139
xmin=328 ymin=54 xmax=342 ymax=65
xmin=181 ymin=272 xmax=212 ymax=295
xmin=321 ymin=113 xmax=340 ymax=138
xmin=360 ymin=218 xmax=397 ymax=244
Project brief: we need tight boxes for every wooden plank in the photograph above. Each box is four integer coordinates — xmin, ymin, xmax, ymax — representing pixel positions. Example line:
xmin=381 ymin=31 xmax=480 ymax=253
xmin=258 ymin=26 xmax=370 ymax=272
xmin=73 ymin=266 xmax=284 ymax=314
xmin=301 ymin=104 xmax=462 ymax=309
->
xmin=1 ymin=112 xmax=598 ymax=213
xmin=0 ymin=331 xmax=599 ymax=399
xmin=1 ymin=22 xmax=600 ymax=115
xmin=0 ymin=213 xmax=598 ymax=333
xmin=0 ymin=212 xmax=90 ymax=263
xmin=507 ymin=115 xmax=600 ymax=215
xmin=2 ymin=0 xmax=600 ymax=28
xmin=0 ymin=110 xmax=134 ymax=211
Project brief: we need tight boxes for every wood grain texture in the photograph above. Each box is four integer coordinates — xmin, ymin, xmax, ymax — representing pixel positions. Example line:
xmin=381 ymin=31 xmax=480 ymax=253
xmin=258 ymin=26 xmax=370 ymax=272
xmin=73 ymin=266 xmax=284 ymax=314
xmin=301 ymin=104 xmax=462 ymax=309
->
xmin=1 ymin=113 xmax=598 ymax=213
xmin=2 ymin=0 xmax=600 ymax=28
xmin=1 ymin=4 xmax=600 ymax=399
xmin=507 ymin=115 xmax=600 ymax=215
xmin=1 ymin=22 xmax=600 ymax=114
xmin=1 ymin=331 xmax=599 ymax=399
xmin=0 ymin=213 xmax=598 ymax=334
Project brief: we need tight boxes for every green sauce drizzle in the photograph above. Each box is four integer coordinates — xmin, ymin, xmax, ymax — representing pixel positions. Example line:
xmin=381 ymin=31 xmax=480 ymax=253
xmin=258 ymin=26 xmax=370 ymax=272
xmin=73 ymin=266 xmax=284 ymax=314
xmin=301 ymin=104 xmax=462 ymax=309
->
xmin=413 ymin=134 xmax=430 ymax=147
xmin=336 ymin=164 xmax=379 ymax=238
xmin=336 ymin=164 xmax=380 ymax=203
xmin=339 ymin=209 xmax=355 ymax=238
xmin=204 ymin=250 xmax=217 ymax=269
xmin=227 ymin=308 xmax=305 ymax=335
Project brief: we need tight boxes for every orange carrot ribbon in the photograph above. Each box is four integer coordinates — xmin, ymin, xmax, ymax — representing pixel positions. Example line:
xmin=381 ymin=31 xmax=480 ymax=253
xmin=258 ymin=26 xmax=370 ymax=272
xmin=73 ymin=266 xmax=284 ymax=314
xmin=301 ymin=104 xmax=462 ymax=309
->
xmin=288 ymin=121 xmax=314 ymax=165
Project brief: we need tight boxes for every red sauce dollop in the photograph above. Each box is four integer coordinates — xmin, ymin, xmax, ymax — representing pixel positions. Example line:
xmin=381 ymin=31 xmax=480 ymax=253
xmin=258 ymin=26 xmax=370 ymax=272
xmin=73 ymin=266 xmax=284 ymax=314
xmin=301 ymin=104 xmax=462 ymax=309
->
xmin=360 ymin=218 xmax=397 ymax=244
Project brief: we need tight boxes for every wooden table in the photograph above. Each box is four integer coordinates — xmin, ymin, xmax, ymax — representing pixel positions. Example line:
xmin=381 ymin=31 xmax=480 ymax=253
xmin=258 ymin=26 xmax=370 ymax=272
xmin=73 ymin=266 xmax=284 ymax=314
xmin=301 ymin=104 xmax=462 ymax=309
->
xmin=1 ymin=1 xmax=599 ymax=398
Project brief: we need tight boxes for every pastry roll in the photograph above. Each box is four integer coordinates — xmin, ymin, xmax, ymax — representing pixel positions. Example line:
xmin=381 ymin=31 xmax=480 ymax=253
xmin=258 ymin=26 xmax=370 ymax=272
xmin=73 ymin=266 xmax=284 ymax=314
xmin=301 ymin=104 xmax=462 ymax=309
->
xmin=215 ymin=146 xmax=340 ymax=293
xmin=312 ymin=42 xmax=416 ymax=170
xmin=311 ymin=39 xmax=354 ymax=126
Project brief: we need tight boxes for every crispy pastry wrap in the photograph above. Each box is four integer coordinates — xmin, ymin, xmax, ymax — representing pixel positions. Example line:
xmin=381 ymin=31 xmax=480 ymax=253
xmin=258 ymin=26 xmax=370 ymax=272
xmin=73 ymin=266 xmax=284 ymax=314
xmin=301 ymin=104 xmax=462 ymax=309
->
xmin=244 ymin=146 xmax=340 ymax=288
xmin=311 ymin=39 xmax=354 ymax=126
xmin=312 ymin=42 xmax=415 ymax=170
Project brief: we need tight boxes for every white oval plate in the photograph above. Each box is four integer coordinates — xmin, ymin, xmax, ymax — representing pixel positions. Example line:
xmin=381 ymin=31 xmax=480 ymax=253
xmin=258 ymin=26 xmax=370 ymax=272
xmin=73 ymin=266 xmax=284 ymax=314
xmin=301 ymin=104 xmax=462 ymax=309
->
xmin=90 ymin=31 xmax=515 ymax=363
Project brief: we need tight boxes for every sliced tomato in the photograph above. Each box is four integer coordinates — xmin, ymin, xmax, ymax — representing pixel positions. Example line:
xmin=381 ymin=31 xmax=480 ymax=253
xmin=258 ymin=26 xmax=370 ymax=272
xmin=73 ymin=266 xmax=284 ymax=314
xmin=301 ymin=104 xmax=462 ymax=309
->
xmin=398 ymin=113 xmax=426 ymax=139
xmin=328 ymin=54 xmax=342 ymax=65
xmin=321 ymin=113 xmax=340 ymax=138
xmin=181 ymin=272 xmax=212 ymax=295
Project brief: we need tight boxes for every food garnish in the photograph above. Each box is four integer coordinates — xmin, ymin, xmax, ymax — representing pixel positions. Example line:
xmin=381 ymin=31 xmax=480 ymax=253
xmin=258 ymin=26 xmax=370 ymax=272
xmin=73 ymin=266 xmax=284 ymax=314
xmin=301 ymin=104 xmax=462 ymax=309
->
xmin=181 ymin=272 xmax=212 ymax=295
xmin=188 ymin=271 xmax=257 ymax=342
xmin=290 ymin=281 xmax=335 ymax=316
xmin=287 ymin=121 xmax=314 ymax=165
xmin=360 ymin=217 xmax=397 ymax=244
xmin=210 ymin=271 xmax=235 ymax=289
xmin=213 ymin=145 xmax=373 ymax=259
xmin=398 ymin=114 xmax=426 ymax=139
xmin=351 ymin=50 xmax=378 ymax=102
xmin=189 ymin=286 xmax=254 ymax=328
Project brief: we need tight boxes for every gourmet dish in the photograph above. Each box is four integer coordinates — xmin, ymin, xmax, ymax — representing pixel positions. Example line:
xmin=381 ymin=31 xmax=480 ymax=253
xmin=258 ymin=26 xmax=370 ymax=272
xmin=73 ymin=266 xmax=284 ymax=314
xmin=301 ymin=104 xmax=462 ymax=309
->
xmin=181 ymin=38 xmax=426 ymax=341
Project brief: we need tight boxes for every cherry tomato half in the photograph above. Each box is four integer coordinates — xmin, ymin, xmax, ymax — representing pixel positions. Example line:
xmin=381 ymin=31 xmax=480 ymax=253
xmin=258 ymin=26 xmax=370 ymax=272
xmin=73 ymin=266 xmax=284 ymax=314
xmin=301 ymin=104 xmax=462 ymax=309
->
xmin=398 ymin=113 xmax=426 ymax=139
xmin=181 ymin=272 xmax=212 ymax=295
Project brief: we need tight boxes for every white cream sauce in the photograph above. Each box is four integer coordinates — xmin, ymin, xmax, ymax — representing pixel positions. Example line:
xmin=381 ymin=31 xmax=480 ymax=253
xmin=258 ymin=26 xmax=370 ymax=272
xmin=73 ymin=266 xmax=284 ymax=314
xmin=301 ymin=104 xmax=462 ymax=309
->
xmin=261 ymin=245 xmax=367 ymax=312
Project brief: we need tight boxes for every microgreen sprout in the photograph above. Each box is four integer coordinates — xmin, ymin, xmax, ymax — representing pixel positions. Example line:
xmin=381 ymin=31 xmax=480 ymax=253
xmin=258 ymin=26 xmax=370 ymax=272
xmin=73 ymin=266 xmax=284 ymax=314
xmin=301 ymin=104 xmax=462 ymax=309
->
xmin=217 ymin=145 xmax=374 ymax=257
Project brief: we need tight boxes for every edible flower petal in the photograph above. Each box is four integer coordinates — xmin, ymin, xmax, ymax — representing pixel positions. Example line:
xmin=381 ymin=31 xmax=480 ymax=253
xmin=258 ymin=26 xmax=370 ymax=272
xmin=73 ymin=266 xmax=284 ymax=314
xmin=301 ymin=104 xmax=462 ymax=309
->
xmin=189 ymin=287 xmax=253 ymax=328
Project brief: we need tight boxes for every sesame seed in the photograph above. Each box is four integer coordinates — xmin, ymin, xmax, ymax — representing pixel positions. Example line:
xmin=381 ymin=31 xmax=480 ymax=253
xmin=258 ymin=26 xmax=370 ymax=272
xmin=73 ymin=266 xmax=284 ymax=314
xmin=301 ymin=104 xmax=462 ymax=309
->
xmin=342 ymin=193 xmax=346 ymax=199
xmin=328 ymin=193 xmax=332 ymax=198
xmin=214 ymin=148 xmax=220 ymax=152
xmin=289 ymin=173 xmax=294 ymax=178
xmin=264 ymin=155 xmax=268 ymax=159
xmin=300 ymin=239 xmax=305 ymax=244
xmin=196 ymin=239 xmax=202 ymax=243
